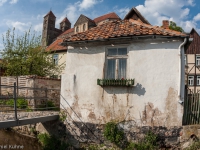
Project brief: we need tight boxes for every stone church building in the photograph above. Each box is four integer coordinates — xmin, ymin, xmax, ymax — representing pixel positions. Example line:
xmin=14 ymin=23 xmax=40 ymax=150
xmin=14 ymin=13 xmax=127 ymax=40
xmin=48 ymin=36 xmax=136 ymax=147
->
xmin=42 ymin=10 xmax=121 ymax=48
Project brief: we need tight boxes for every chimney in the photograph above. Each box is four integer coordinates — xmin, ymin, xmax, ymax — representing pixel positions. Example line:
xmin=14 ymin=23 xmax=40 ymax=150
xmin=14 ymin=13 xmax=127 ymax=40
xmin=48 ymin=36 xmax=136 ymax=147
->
xmin=162 ymin=20 xmax=169 ymax=29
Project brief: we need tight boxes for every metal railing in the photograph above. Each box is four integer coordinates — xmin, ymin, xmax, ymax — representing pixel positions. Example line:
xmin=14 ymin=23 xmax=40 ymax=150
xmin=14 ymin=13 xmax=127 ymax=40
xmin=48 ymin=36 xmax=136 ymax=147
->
xmin=0 ymin=82 xmax=60 ymax=121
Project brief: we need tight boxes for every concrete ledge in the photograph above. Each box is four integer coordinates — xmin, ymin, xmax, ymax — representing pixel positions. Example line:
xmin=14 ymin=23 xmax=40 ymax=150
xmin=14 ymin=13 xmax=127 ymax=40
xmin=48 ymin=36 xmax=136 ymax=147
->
xmin=181 ymin=125 xmax=200 ymax=141
xmin=0 ymin=115 xmax=59 ymax=129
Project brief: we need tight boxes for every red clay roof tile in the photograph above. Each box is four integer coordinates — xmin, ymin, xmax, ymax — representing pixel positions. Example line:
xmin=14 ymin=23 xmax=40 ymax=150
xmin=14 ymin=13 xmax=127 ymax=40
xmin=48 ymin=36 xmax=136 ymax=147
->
xmin=59 ymin=28 xmax=74 ymax=37
xmin=64 ymin=19 xmax=187 ymax=43
xmin=93 ymin=12 xmax=121 ymax=24
xmin=46 ymin=38 xmax=66 ymax=52
xmin=46 ymin=28 xmax=74 ymax=52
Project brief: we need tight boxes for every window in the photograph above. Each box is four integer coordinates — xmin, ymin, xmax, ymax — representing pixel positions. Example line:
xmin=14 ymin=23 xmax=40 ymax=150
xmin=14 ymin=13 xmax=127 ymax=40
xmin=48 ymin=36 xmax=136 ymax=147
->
xmin=196 ymin=56 xmax=200 ymax=66
xmin=106 ymin=47 xmax=127 ymax=79
xmin=83 ymin=24 xmax=86 ymax=31
xmin=53 ymin=54 xmax=58 ymax=65
xmin=197 ymin=76 xmax=200 ymax=85
xmin=188 ymin=76 xmax=194 ymax=86
xmin=76 ymin=26 xmax=79 ymax=32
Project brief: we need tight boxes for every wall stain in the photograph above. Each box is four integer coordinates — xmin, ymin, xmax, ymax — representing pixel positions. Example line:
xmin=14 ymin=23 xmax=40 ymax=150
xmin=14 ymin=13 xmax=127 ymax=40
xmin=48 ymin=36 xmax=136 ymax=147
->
xmin=165 ymin=87 xmax=179 ymax=127
xmin=127 ymin=87 xmax=130 ymax=107
xmin=142 ymin=102 xmax=163 ymax=126
xmin=88 ymin=112 xmax=96 ymax=120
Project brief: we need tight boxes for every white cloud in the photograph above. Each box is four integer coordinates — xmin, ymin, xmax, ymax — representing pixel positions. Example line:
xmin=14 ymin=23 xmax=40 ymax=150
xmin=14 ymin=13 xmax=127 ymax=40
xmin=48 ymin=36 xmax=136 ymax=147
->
xmin=54 ymin=0 xmax=104 ymax=27
xmin=180 ymin=20 xmax=196 ymax=31
xmin=0 ymin=0 xmax=7 ymax=6
xmin=135 ymin=0 xmax=200 ymax=33
xmin=6 ymin=20 xmax=31 ymax=31
xmin=10 ymin=0 xmax=18 ymax=4
xmin=194 ymin=13 xmax=200 ymax=22
xmin=180 ymin=8 xmax=190 ymax=19
xmin=0 ymin=0 xmax=18 ymax=6
xmin=114 ymin=6 xmax=130 ymax=19
xmin=36 ymin=14 xmax=43 ymax=20
xmin=62 ymin=4 xmax=79 ymax=26
xmin=33 ymin=23 xmax=42 ymax=32
xmin=79 ymin=0 xmax=103 ymax=10
xmin=187 ymin=0 xmax=195 ymax=6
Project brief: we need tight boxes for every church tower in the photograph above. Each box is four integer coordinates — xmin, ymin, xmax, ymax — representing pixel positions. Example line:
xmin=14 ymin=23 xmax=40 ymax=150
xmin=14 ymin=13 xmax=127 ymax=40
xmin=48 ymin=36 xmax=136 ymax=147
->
xmin=42 ymin=11 xmax=56 ymax=47
xmin=60 ymin=17 xmax=71 ymax=32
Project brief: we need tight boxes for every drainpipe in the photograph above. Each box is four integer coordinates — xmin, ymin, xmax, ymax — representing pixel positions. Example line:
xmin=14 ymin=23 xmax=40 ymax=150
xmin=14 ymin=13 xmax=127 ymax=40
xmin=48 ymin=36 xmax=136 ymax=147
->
xmin=178 ymin=38 xmax=187 ymax=104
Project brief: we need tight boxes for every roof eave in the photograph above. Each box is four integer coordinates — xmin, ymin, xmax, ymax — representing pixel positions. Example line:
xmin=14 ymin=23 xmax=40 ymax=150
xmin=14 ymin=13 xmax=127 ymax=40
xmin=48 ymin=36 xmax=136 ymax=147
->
xmin=62 ymin=35 xmax=189 ymax=46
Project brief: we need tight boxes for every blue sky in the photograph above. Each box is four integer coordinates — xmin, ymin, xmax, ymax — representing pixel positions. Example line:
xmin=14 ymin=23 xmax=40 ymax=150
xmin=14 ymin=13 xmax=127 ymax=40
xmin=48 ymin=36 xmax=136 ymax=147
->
xmin=0 ymin=0 xmax=200 ymax=50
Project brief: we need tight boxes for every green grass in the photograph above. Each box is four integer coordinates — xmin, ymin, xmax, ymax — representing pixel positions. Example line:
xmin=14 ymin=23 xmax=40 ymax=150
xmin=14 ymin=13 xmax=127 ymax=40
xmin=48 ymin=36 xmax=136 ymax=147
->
xmin=2 ymin=98 xmax=28 ymax=109
xmin=37 ymin=133 xmax=70 ymax=150
xmin=186 ymin=140 xmax=200 ymax=150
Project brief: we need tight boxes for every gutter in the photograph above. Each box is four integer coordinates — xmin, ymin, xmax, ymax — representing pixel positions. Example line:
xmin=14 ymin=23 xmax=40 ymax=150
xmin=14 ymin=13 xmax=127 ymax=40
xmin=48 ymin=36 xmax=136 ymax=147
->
xmin=62 ymin=35 xmax=187 ymax=46
xmin=178 ymin=38 xmax=187 ymax=104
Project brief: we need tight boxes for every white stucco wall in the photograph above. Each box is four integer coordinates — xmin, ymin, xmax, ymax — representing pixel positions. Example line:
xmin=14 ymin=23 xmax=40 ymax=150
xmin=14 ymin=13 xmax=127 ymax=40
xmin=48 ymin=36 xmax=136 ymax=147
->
xmin=61 ymin=39 xmax=184 ymax=127
xmin=51 ymin=52 xmax=66 ymax=77
xmin=58 ymin=52 xmax=66 ymax=75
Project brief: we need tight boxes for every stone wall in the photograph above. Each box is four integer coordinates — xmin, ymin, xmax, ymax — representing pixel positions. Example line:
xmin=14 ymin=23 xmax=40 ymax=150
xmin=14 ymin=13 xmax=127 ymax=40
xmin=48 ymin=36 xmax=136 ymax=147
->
xmin=26 ymin=77 xmax=61 ymax=108
xmin=62 ymin=119 xmax=183 ymax=148
xmin=12 ymin=115 xmax=200 ymax=149
xmin=0 ymin=76 xmax=61 ymax=109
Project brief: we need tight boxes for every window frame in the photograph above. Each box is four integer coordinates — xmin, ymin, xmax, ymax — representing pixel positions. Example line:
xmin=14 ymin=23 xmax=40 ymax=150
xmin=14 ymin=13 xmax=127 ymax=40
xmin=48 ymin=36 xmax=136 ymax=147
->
xmin=76 ymin=26 xmax=79 ymax=33
xmin=197 ymin=76 xmax=200 ymax=86
xmin=196 ymin=55 xmax=200 ymax=66
xmin=53 ymin=54 xmax=59 ymax=65
xmin=188 ymin=76 xmax=194 ymax=86
xmin=105 ymin=46 xmax=128 ymax=79
xmin=83 ymin=24 xmax=86 ymax=31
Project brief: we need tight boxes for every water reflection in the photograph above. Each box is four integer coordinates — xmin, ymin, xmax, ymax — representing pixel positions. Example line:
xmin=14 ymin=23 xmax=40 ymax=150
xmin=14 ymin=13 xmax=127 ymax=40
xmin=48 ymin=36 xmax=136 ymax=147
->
xmin=0 ymin=129 xmax=42 ymax=150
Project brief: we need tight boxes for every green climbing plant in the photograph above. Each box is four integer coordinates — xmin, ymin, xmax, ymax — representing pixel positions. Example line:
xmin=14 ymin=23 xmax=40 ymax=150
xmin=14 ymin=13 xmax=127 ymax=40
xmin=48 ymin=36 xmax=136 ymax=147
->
xmin=103 ymin=121 xmax=124 ymax=146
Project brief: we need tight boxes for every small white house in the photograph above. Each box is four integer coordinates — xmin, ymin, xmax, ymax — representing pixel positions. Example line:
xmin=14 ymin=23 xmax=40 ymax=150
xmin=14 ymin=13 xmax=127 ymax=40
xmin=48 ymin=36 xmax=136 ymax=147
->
xmin=60 ymin=8 xmax=188 ymax=128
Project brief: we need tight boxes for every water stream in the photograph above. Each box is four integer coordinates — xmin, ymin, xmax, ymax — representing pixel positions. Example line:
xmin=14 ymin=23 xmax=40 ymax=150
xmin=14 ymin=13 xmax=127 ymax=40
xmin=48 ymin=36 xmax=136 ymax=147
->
xmin=0 ymin=129 xmax=42 ymax=150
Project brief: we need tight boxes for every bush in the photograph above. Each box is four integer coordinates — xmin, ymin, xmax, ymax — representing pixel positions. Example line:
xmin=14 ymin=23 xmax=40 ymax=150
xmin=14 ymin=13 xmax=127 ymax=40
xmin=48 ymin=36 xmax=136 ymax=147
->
xmin=103 ymin=121 xmax=124 ymax=146
xmin=59 ymin=111 xmax=67 ymax=122
xmin=125 ymin=131 xmax=158 ymax=150
xmin=37 ymin=133 xmax=69 ymax=150
xmin=6 ymin=98 xmax=28 ymax=109
xmin=186 ymin=140 xmax=200 ymax=150
xmin=104 ymin=121 xmax=158 ymax=150
xmin=37 ymin=100 xmax=59 ymax=111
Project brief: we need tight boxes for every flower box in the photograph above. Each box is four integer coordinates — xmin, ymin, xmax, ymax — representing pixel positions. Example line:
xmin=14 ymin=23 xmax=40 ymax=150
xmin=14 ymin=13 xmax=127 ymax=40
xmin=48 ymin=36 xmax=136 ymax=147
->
xmin=97 ymin=79 xmax=134 ymax=86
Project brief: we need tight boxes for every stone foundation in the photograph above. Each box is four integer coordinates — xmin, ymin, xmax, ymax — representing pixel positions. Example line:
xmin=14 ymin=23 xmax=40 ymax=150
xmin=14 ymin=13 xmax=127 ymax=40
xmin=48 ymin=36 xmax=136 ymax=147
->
xmin=12 ymin=116 xmax=200 ymax=149
xmin=64 ymin=120 xmax=183 ymax=148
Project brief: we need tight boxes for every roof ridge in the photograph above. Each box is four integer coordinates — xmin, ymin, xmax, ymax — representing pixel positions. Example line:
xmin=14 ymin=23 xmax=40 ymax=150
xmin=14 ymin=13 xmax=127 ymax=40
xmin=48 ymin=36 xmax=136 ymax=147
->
xmin=93 ymin=12 xmax=121 ymax=23
xmin=81 ymin=14 xmax=94 ymax=22
xmin=44 ymin=10 xmax=56 ymax=18
xmin=60 ymin=17 xmax=71 ymax=24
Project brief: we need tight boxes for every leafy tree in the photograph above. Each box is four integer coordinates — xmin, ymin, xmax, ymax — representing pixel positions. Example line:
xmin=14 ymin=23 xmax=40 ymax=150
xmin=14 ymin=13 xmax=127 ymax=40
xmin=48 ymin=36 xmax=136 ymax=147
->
xmin=1 ymin=28 xmax=64 ymax=76
xmin=169 ymin=21 xmax=184 ymax=32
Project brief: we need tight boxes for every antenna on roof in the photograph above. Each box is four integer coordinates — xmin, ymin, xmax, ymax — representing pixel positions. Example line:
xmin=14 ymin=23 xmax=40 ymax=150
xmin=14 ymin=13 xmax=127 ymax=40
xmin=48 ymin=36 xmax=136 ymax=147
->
xmin=50 ymin=8 xmax=52 ymax=11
